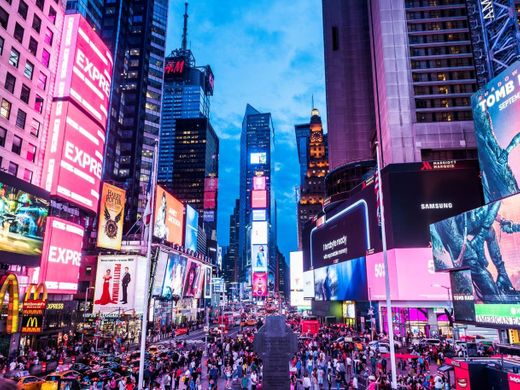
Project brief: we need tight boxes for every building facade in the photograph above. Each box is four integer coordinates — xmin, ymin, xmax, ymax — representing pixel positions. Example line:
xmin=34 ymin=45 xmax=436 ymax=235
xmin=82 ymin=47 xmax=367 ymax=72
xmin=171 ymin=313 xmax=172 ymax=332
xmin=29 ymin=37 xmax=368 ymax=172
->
xmin=223 ymin=199 xmax=240 ymax=284
xmin=65 ymin=0 xmax=103 ymax=31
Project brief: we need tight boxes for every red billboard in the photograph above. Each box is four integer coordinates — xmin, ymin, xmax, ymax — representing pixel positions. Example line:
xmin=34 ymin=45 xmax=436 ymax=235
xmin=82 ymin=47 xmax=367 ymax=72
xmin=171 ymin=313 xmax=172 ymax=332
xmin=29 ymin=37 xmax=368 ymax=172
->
xmin=252 ymin=272 xmax=268 ymax=297
xmin=39 ymin=217 xmax=84 ymax=294
xmin=204 ymin=191 xmax=217 ymax=210
xmin=251 ymin=190 xmax=267 ymax=208
xmin=42 ymin=101 xmax=105 ymax=212
xmin=54 ymin=14 xmax=113 ymax=126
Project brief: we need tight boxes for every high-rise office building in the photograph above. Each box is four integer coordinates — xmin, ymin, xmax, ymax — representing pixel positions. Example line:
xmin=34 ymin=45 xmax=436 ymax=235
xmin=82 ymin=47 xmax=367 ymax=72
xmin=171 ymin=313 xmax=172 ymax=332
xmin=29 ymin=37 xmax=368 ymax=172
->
xmin=239 ymin=104 xmax=276 ymax=289
xmin=101 ymin=0 xmax=169 ymax=229
xmin=0 ymin=0 xmax=64 ymax=186
xmin=65 ymin=0 xmax=103 ymax=31
xmin=223 ymin=199 xmax=240 ymax=284
xmin=296 ymin=108 xmax=329 ymax=249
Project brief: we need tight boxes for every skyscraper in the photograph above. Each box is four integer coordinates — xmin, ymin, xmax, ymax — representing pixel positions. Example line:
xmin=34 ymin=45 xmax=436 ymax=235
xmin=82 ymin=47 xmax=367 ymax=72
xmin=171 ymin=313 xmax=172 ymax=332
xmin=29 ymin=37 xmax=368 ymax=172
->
xmin=296 ymin=108 xmax=329 ymax=249
xmin=65 ymin=0 xmax=103 ymax=31
xmin=223 ymin=199 xmax=240 ymax=284
xmin=239 ymin=104 xmax=276 ymax=290
xmin=101 ymin=0 xmax=169 ymax=229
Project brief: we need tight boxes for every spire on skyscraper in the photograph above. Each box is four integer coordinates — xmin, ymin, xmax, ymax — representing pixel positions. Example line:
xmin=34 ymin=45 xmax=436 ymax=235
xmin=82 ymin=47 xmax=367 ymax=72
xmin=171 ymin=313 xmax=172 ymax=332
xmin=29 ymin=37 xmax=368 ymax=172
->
xmin=182 ymin=2 xmax=189 ymax=51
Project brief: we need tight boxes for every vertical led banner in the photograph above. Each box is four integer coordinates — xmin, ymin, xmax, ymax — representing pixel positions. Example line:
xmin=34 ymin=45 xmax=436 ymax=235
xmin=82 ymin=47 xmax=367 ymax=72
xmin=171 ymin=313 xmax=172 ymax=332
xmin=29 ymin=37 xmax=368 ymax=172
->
xmin=251 ymin=244 xmax=268 ymax=272
xmin=252 ymin=272 xmax=268 ymax=297
xmin=290 ymin=251 xmax=305 ymax=307
xmin=185 ymin=205 xmax=199 ymax=252
xmin=97 ymin=183 xmax=126 ymax=250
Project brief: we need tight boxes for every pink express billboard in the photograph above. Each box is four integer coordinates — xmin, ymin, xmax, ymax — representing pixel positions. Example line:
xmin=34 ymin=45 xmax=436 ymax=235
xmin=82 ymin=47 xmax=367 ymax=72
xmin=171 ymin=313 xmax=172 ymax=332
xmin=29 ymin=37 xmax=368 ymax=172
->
xmin=54 ymin=14 xmax=113 ymax=126
xmin=366 ymin=248 xmax=450 ymax=301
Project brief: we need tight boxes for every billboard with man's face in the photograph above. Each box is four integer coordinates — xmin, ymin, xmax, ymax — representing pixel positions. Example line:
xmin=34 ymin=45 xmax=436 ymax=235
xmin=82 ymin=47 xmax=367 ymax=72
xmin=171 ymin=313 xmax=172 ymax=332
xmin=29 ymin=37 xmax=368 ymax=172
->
xmin=154 ymin=185 xmax=185 ymax=245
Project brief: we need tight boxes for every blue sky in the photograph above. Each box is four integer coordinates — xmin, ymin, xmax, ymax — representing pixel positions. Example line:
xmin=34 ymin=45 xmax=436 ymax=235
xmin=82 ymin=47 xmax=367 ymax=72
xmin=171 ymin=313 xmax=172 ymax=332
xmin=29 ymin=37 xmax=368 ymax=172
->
xmin=166 ymin=0 xmax=326 ymax=261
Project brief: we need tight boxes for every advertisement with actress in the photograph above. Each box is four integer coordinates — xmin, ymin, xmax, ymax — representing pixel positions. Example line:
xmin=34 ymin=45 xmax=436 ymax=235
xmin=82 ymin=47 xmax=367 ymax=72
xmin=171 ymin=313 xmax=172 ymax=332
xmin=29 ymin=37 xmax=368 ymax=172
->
xmin=154 ymin=185 xmax=185 ymax=245
xmin=183 ymin=260 xmax=204 ymax=298
xmin=251 ymin=244 xmax=268 ymax=272
xmin=161 ymin=253 xmax=187 ymax=298
xmin=314 ymin=258 xmax=368 ymax=301
xmin=252 ymin=272 xmax=268 ymax=297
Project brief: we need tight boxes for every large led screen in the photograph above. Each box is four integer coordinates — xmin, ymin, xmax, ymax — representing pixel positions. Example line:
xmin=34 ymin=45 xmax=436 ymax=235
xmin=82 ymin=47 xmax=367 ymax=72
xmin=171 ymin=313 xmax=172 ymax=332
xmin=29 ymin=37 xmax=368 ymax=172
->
xmin=251 ymin=221 xmax=268 ymax=245
xmin=450 ymin=269 xmax=476 ymax=323
xmin=151 ymin=250 xmax=169 ymax=296
xmin=303 ymin=271 xmax=315 ymax=298
xmin=97 ymin=183 xmax=126 ymax=250
xmin=161 ymin=253 xmax=187 ymax=299
xmin=472 ymin=60 xmax=520 ymax=203
xmin=252 ymin=244 xmax=268 ymax=272
xmin=183 ymin=259 xmax=204 ymax=298
xmin=431 ymin=192 xmax=520 ymax=326
xmin=204 ymin=266 xmax=212 ymax=299
xmin=290 ymin=251 xmax=305 ymax=307
xmin=252 ymin=209 xmax=266 ymax=221
xmin=250 ymin=152 xmax=267 ymax=165
xmin=42 ymin=101 xmax=105 ymax=212
xmin=93 ymin=255 xmax=148 ymax=314
xmin=54 ymin=14 xmax=113 ymax=126
xmin=314 ymin=257 xmax=368 ymax=301
xmin=39 ymin=217 xmax=84 ymax=294
xmin=252 ymin=272 xmax=268 ymax=297
xmin=253 ymin=176 xmax=266 ymax=190
xmin=251 ymin=190 xmax=267 ymax=209
xmin=0 ymin=173 xmax=49 ymax=266
xmin=185 ymin=205 xmax=199 ymax=252
xmin=154 ymin=185 xmax=185 ymax=245
xmin=366 ymin=248 xmax=451 ymax=301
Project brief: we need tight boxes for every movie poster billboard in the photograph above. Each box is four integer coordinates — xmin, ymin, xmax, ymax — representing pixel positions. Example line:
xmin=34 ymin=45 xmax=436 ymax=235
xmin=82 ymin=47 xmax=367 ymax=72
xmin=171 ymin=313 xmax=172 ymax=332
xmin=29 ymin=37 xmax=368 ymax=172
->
xmin=151 ymin=250 xmax=169 ymax=296
xmin=97 ymin=183 xmax=126 ymax=250
xmin=39 ymin=217 xmax=84 ymax=294
xmin=93 ymin=255 xmax=148 ymax=314
xmin=314 ymin=257 xmax=368 ymax=301
xmin=431 ymin=192 xmax=520 ymax=326
xmin=450 ymin=269 xmax=476 ymax=323
xmin=154 ymin=185 xmax=184 ymax=245
xmin=161 ymin=253 xmax=187 ymax=299
xmin=183 ymin=260 xmax=204 ymax=298
xmin=204 ymin=266 xmax=212 ymax=299
xmin=252 ymin=272 xmax=268 ymax=297
xmin=251 ymin=244 xmax=268 ymax=272
xmin=185 ymin=205 xmax=199 ymax=252
xmin=0 ymin=172 xmax=49 ymax=266
xmin=472 ymin=61 xmax=520 ymax=203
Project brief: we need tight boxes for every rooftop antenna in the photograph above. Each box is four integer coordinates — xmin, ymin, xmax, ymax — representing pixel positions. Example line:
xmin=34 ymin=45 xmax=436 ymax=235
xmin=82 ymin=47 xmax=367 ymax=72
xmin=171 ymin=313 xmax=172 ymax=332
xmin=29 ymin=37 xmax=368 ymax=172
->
xmin=181 ymin=2 xmax=189 ymax=51
xmin=312 ymin=94 xmax=315 ymax=109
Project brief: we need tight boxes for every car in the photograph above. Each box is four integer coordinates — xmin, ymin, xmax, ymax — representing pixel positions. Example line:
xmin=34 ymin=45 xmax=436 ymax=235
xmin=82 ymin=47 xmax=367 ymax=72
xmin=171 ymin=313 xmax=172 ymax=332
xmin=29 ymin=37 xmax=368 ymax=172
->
xmin=174 ymin=327 xmax=189 ymax=336
xmin=41 ymin=371 xmax=82 ymax=390
xmin=419 ymin=338 xmax=442 ymax=347
xmin=380 ymin=338 xmax=402 ymax=349
xmin=69 ymin=363 xmax=91 ymax=374
xmin=368 ymin=341 xmax=394 ymax=354
xmin=245 ymin=318 xmax=257 ymax=326
xmin=16 ymin=375 xmax=44 ymax=390
xmin=147 ymin=345 xmax=165 ymax=355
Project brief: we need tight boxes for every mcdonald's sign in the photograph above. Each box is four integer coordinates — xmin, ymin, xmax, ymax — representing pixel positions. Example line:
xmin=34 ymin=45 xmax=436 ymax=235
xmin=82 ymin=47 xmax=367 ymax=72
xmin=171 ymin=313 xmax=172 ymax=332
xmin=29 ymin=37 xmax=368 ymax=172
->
xmin=0 ymin=273 xmax=20 ymax=334
xmin=21 ymin=315 xmax=43 ymax=333
xmin=23 ymin=283 xmax=47 ymax=315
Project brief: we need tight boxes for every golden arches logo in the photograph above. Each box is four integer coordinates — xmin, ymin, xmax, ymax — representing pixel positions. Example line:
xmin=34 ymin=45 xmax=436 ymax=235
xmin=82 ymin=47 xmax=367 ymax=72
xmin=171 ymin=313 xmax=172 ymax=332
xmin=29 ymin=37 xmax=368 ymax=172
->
xmin=25 ymin=283 xmax=47 ymax=302
xmin=0 ymin=273 xmax=20 ymax=334
xmin=25 ymin=317 xmax=39 ymax=328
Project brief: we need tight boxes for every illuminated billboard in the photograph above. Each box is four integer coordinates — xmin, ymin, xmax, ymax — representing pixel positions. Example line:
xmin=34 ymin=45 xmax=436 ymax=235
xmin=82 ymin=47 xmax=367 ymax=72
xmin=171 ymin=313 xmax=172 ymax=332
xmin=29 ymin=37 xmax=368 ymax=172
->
xmin=39 ymin=217 xmax=84 ymax=294
xmin=252 ymin=209 xmax=266 ymax=221
xmin=204 ymin=177 xmax=218 ymax=192
xmin=251 ymin=190 xmax=267 ymax=208
xmin=42 ymin=101 xmax=105 ymax=212
xmin=204 ymin=266 xmax=212 ymax=299
xmin=151 ymin=250 xmax=169 ymax=296
xmin=252 ymin=272 xmax=268 ymax=297
xmin=161 ymin=253 xmax=187 ymax=299
xmin=252 ymin=244 xmax=268 ymax=272
xmin=472 ymin=60 xmax=520 ymax=203
xmin=94 ymin=255 xmax=148 ymax=314
xmin=250 ymin=152 xmax=267 ymax=165
xmin=0 ymin=172 xmax=49 ymax=266
xmin=303 ymin=271 xmax=315 ymax=299
xmin=97 ymin=183 xmax=126 ymax=250
xmin=431 ymin=192 xmax=520 ymax=327
xmin=154 ymin=185 xmax=185 ymax=245
xmin=366 ymin=248 xmax=450 ymax=301
xmin=183 ymin=259 xmax=204 ymax=298
xmin=203 ymin=191 xmax=216 ymax=210
xmin=253 ymin=176 xmax=266 ymax=190
xmin=54 ymin=14 xmax=113 ymax=126
xmin=314 ymin=258 xmax=368 ymax=301
xmin=185 ymin=205 xmax=199 ymax=252
xmin=290 ymin=251 xmax=305 ymax=307
xmin=251 ymin=221 xmax=268 ymax=245
xmin=164 ymin=57 xmax=188 ymax=80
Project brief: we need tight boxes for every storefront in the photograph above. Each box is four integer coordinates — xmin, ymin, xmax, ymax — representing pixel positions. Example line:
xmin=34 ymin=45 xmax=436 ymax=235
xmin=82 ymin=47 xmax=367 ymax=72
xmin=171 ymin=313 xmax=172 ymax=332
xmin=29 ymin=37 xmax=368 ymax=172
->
xmin=379 ymin=305 xmax=451 ymax=338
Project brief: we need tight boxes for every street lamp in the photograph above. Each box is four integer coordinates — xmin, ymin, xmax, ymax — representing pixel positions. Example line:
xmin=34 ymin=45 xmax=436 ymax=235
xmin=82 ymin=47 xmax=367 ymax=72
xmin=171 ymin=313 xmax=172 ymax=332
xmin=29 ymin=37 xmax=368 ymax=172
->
xmin=432 ymin=283 xmax=454 ymax=339
xmin=82 ymin=286 xmax=95 ymax=343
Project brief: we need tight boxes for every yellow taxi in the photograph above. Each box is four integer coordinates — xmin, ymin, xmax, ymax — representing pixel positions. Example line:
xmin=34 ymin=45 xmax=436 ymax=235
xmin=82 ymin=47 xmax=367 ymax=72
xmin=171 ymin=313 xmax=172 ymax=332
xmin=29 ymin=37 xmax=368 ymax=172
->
xmin=41 ymin=370 xmax=81 ymax=390
xmin=17 ymin=376 xmax=44 ymax=390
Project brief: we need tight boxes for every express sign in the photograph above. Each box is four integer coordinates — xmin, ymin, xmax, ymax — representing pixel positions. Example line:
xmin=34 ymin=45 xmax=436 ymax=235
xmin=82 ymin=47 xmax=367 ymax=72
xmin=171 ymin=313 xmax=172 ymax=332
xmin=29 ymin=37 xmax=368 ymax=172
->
xmin=42 ymin=101 xmax=104 ymax=212
xmin=54 ymin=14 xmax=113 ymax=126
xmin=39 ymin=217 xmax=84 ymax=294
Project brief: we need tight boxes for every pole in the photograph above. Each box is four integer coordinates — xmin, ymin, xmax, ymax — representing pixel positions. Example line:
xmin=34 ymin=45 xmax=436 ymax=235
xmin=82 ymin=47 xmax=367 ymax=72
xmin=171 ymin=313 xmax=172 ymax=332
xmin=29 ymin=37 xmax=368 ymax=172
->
xmin=375 ymin=141 xmax=397 ymax=389
xmin=138 ymin=140 xmax=159 ymax=389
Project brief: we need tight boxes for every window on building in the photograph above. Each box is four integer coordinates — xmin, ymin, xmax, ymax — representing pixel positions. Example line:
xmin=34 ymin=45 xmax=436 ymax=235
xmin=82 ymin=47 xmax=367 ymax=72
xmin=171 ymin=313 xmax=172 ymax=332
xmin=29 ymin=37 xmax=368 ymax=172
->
xmin=24 ymin=61 xmax=34 ymax=79
xmin=11 ymin=135 xmax=22 ymax=154
xmin=20 ymin=85 xmax=30 ymax=104
xmin=35 ymin=0 xmax=44 ymax=11
xmin=30 ymin=119 xmax=40 ymax=137
xmin=41 ymin=49 xmax=50 ymax=68
xmin=37 ymin=72 xmax=47 ymax=90
xmin=14 ymin=23 xmax=24 ymax=43
xmin=1 ymin=99 xmax=11 ymax=119
xmin=34 ymin=95 xmax=43 ymax=113
xmin=0 ymin=126 xmax=5 ymax=147
xmin=9 ymin=48 xmax=20 ymax=68
xmin=8 ymin=162 xmax=18 ymax=176
xmin=32 ymin=15 xmax=41 ymax=33
xmin=4 ymin=73 xmax=16 ymax=93
xmin=0 ymin=36 xmax=4 ymax=55
xmin=44 ymin=28 xmax=53 ymax=45
xmin=28 ymin=37 xmax=38 ymax=56
xmin=26 ymin=143 xmax=36 ymax=162
xmin=15 ymin=109 xmax=26 ymax=129
xmin=23 ymin=168 xmax=32 ymax=183
xmin=18 ymin=1 xmax=28 ymax=19
xmin=48 ymin=7 xmax=56 ymax=24
xmin=332 ymin=26 xmax=339 ymax=51
xmin=0 ymin=6 xmax=8 ymax=29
